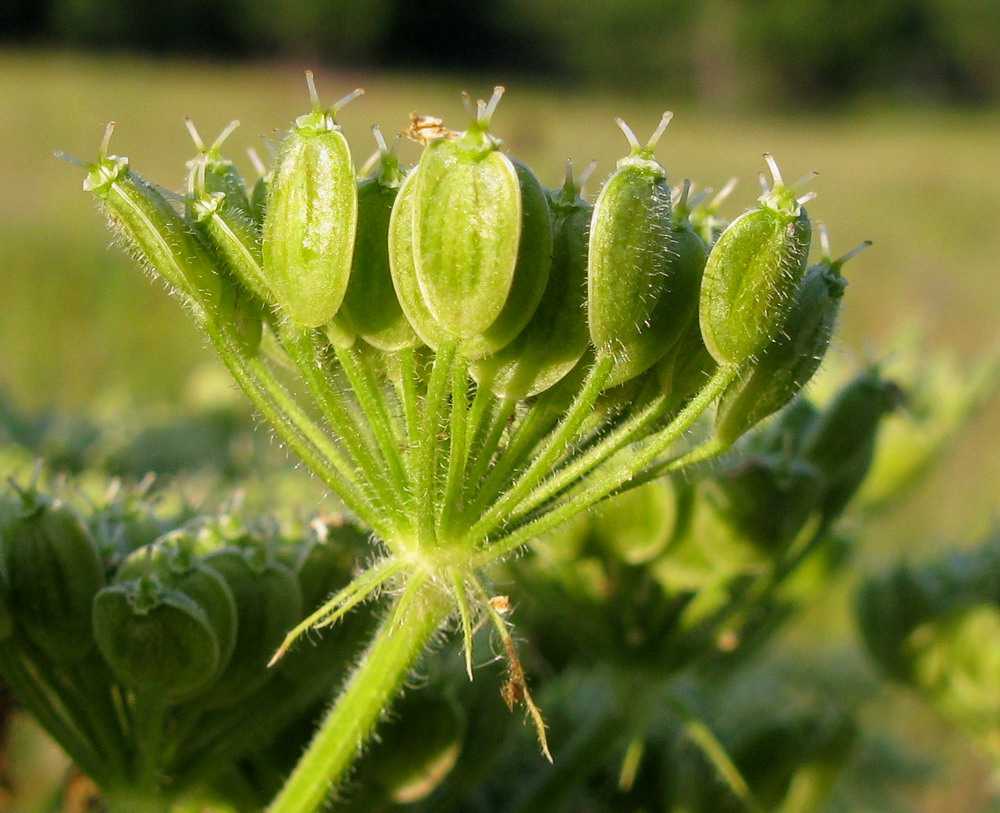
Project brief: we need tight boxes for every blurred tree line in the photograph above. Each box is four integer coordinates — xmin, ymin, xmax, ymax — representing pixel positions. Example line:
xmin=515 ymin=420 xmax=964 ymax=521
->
xmin=3 ymin=0 xmax=998 ymax=106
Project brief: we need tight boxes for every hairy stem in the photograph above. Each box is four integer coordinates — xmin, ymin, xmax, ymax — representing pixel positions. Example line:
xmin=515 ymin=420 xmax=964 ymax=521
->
xmin=267 ymin=575 xmax=451 ymax=813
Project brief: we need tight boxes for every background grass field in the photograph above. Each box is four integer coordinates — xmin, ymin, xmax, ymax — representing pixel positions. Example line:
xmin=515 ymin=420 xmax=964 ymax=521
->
xmin=2 ymin=48 xmax=999 ymax=810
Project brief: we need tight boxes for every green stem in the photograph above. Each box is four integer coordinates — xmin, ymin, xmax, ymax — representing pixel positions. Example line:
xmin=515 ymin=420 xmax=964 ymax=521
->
xmin=416 ymin=342 xmax=457 ymax=547
xmin=611 ymin=436 xmax=731 ymax=497
xmin=133 ymin=693 xmax=169 ymax=796
xmin=463 ymin=395 xmax=517 ymax=498
xmin=0 ymin=645 xmax=108 ymax=784
xmin=267 ymin=575 xmax=451 ymax=813
xmin=463 ymin=357 xmax=614 ymax=545
xmin=510 ymin=393 xmax=670 ymax=521
xmin=470 ymin=395 xmax=555 ymax=512
xmin=278 ymin=327 xmax=403 ymax=534
xmin=473 ymin=364 xmax=739 ymax=567
xmin=396 ymin=346 xmax=422 ymax=465
xmin=438 ymin=357 xmax=471 ymax=539
xmin=335 ymin=345 xmax=411 ymax=505
xmin=203 ymin=318 xmax=387 ymax=537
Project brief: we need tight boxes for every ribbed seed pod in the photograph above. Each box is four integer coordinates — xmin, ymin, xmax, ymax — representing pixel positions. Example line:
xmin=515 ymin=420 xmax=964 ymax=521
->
xmin=93 ymin=578 xmax=220 ymax=699
xmin=700 ymin=155 xmax=815 ymax=365
xmin=261 ymin=74 xmax=361 ymax=327
xmin=187 ymin=149 xmax=273 ymax=310
xmin=713 ymin=236 xmax=868 ymax=444
xmin=588 ymin=114 xmax=694 ymax=388
xmin=2 ymin=495 xmax=104 ymax=663
xmin=196 ymin=548 xmax=303 ymax=708
xmin=81 ymin=123 xmax=221 ymax=309
xmin=471 ymin=161 xmax=591 ymax=397
xmin=336 ymin=130 xmax=421 ymax=351
xmin=388 ymin=169 xmax=451 ymax=349
xmin=408 ymin=88 xmax=526 ymax=339
xmin=457 ymin=156 xmax=552 ymax=359
xmin=115 ymin=532 xmax=239 ymax=678
xmin=653 ymin=181 xmax=715 ymax=408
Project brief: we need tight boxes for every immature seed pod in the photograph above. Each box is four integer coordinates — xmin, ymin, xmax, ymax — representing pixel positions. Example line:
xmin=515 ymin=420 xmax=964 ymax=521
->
xmin=78 ymin=123 xmax=222 ymax=309
xmin=184 ymin=119 xmax=253 ymax=219
xmin=803 ymin=367 xmax=903 ymax=520
xmin=93 ymin=577 xmax=221 ymax=699
xmin=588 ymin=114 xmax=694 ymax=388
xmin=653 ymin=181 xmax=716 ymax=409
xmin=188 ymin=150 xmax=274 ymax=309
xmin=115 ymin=532 xmax=239 ymax=677
xmin=708 ymin=455 xmax=823 ymax=557
xmin=409 ymin=88 xmax=529 ymax=339
xmin=196 ymin=548 xmax=303 ymax=708
xmin=388 ymin=168 xmax=452 ymax=349
xmin=335 ymin=129 xmax=421 ymax=351
xmin=2 ymin=495 xmax=104 ymax=663
xmin=700 ymin=155 xmax=815 ymax=366
xmin=261 ymin=73 xmax=361 ymax=327
xmin=471 ymin=160 xmax=592 ymax=397
xmin=458 ymin=155 xmax=552 ymax=359
xmin=713 ymin=233 xmax=869 ymax=444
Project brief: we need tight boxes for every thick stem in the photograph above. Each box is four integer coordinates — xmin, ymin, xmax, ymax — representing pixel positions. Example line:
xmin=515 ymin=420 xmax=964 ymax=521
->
xmin=267 ymin=575 xmax=451 ymax=813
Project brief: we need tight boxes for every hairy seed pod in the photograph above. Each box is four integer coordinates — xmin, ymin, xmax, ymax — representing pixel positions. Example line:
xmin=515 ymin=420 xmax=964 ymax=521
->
xmin=589 ymin=114 xmax=694 ymax=388
xmin=185 ymin=119 xmax=253 ymax=219
xmin=471 ymin=161 xmax=591 ymax=397
xmin=93 ymin=578 xmax=220 ymax=699
xmin=700 ymin=155 xmax=815 ymax=365
xmin=81 ymin=123 xmax=222 ymax=309
xmin=713 ymin=236 xmax=868 ymax=444
xmin=336 ymin=130 xmax=421 ymax=351
xmin=261 ymin=74 xmax=361 ymax=327
xmin=410 ymin=88 xmax=526 ymax=339
xmin=187 ymin=149 xmax=274 ymax=310
xmin=2 ymin=495 xmax=104 ymax=663
xmin=388 ymin=169 xmax=452 ymax=348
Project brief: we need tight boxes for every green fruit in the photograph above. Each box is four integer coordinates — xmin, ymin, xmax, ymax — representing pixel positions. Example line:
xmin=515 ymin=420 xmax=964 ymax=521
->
xmin=700 ymin=155 xmax=814 ymax=365
xmin=336 ymin=136 xmax=421 ymax=352
xmin=409 ymin=92 xmax=523 ymax=338
xmin=2 ymin=495 xmax=104 ymax=662
xmin=261 ymin=76 xmax=361 ymax=327
xmin=714 ymin=261 xmax=847 ymax=444
xmin=82 ymin=123 xmax=222 ymax=309
xmin=197 ymin=548 xmax=303 ymax=708
xmin=588 ymin=114 xmax=691 ymax=388
xmin=93 ymin=578 xmax=220 ymax=699
xmin=471 ymin=164 xmax=590 ymax=397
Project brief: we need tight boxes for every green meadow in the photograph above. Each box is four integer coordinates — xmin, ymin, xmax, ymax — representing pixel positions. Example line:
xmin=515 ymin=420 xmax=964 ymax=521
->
xmin=1 ymin=48 xmax=999 ymax=809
